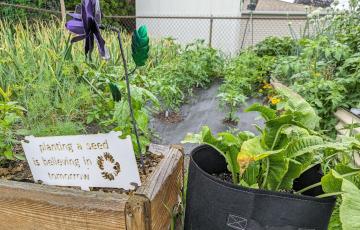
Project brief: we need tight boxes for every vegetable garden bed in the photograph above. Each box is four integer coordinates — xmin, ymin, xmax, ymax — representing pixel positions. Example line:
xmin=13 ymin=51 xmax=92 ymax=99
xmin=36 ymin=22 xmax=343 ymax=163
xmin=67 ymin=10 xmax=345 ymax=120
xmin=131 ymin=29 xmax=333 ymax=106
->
xmin=0 ymin=145 xmax=183 ymax=230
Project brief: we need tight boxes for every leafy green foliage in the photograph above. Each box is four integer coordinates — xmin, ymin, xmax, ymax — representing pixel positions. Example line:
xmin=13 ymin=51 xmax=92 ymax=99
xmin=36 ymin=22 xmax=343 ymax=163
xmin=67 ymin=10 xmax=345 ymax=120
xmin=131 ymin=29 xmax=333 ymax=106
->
xmin=254 ymin=36 xmax=296 ymax=57
xmin=0 ymin=19 xmax=224 ymax=157
xmin=147 ymin=40 xmax=224 ymax=111
xmin=185 ymin=83 xmax=359 ymax=195
xmin=340 ymin=179 xmax=360 ymax=230
xmin=182 ymin=126 xmax=255 ymax=184
xmin=185 ymin=85 xmax=320 ymax=188
xmin=112 ymin=82 xmax=159 ymax=155
xmin=271 ymin=8 xmax=360 ymax=135
xmin=0 ymin=87 xmax=25 ymax=163
xmin=218 ymin=51 xmax=273 ymax=122
xmin=319 ymin=165 xmax=360 ymax=230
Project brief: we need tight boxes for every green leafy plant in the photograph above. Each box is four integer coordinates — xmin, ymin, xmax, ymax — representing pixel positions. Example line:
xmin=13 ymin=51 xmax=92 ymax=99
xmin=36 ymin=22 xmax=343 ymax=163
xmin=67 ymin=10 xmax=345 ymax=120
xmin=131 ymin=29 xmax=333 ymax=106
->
xmin=254 ymin=36 xmax=296 ymax=57
xmin=218 ymin=51 xmax=273 ymax=123
xmin=111 ymin=82 xmax=159 ymax=155
xmin=184 ymin=84 xmax=355 ymax=190
xmin=148 ymin=40 xmax=224 ymax=112
xmin=0 ymin=87 xmax=25 ymax=163
xmin=185 ymin=83 xmax=360 ymax=228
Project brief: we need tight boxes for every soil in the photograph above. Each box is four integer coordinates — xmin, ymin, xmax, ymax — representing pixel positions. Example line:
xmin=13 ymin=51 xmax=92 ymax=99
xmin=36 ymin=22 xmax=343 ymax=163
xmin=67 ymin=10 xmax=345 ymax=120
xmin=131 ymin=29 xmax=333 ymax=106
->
xmin=222 ymin=118 xmax=239 ymax=126
xmin=0 ymin=160 xmax=33 ymax=182
xmin=85 ymin=122 xmax=102 ymax=134
xmin=155 ymin=111 xmax=184 ymax=123
xmin=212 ymin=172 xmax=233 ymax=184
xmin=212 ymin=171 xmax=295 ymax=194
xmin=0 ymin=153 xmax=163 ymax=195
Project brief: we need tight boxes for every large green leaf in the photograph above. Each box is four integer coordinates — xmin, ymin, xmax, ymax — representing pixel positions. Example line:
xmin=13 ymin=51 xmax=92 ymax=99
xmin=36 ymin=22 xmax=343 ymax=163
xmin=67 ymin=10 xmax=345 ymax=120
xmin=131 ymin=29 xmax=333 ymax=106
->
xmin=239 ymin=137 xmax=283 ymax=161
xmin=272 ymin=82 xmax=320 ymax=129
xmin=263 ymin=114 xmax=294 ymax=149
xmin=321 ymin=170 xmax=343 ymax=193
xmin=340 ymin=179 xmax=360 ymax=230
xmin=279 ymin=159 xmax=302 ymax=190
xmin=242 ymin=162 xmax=259 ymax=187
xmin=285 ymin=135 xmax=324 ymax=158
xmin=245 ymin=103 xmax=276 ymax=121
xmin=265 ymin=154 xmax=289 ymax=191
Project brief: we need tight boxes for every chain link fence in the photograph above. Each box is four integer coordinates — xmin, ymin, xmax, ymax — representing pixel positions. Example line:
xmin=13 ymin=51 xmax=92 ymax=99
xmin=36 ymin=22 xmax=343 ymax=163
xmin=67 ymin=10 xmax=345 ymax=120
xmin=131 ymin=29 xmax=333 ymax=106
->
xmin=110 ymin=13 xmax=315 ymax=55
xmin=1 ymin=2 xmax=322 ymax=55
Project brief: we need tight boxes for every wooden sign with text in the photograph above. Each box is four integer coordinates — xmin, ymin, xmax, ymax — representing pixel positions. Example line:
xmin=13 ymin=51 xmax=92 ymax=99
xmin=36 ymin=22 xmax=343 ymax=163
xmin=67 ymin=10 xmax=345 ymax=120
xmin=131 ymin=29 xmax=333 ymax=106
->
xmin=21 ymin=131 xmax=141 ymax=191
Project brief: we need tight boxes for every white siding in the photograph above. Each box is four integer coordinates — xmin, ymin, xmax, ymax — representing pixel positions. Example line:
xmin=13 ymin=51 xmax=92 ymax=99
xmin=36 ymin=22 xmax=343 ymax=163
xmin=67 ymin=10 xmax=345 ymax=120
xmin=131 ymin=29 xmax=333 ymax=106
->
xmin=136 ymin=0 xmax=243 ymax=55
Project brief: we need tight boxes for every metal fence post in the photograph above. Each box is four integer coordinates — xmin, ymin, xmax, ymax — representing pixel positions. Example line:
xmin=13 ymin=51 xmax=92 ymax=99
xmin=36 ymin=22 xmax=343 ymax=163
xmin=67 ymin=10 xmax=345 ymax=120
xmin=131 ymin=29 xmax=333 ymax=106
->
xmin=209 ymin=15 xmax=214 ymax=47
xmin=251 ymin=11 xmax=254 ymax=46
xmin=60 ymin=0 xmax=66 ymax=21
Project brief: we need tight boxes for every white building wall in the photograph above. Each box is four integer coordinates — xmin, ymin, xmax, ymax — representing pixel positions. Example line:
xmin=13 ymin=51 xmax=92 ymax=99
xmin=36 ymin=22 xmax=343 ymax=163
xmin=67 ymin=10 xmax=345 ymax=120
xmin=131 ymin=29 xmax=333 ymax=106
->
xmin=136 ymin=0 xmax=243 ymax=55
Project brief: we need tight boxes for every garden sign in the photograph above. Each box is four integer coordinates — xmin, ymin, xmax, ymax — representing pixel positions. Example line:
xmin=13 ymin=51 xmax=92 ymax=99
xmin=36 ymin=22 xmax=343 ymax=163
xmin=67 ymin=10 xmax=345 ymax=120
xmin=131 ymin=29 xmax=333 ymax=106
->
xmin=21 ymin=131 xmax=141 ymax=191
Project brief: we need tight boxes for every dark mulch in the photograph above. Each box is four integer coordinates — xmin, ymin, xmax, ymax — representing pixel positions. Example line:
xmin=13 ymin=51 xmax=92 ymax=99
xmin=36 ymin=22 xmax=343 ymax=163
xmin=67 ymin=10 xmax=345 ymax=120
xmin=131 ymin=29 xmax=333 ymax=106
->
xmin=155 ymin=111 xmax=184 ymax=123
xmin=212 ymin=172 xmax=233 ymax=184
xmin=222 ymin=118 xmax=239 ymax=126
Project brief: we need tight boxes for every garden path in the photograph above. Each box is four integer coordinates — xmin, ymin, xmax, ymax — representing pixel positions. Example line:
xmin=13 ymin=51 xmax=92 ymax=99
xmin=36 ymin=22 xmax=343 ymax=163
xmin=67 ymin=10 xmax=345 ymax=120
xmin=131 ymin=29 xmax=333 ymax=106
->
xmin=150 ymin=80 xmax=264 ymax=154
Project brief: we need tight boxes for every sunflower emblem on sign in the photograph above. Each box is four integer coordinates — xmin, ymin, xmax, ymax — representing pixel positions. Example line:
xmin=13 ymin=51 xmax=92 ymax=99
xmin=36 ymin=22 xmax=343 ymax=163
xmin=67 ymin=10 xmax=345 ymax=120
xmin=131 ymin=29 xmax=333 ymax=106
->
xmin=97 ymin=152 xmax=121 ymax=181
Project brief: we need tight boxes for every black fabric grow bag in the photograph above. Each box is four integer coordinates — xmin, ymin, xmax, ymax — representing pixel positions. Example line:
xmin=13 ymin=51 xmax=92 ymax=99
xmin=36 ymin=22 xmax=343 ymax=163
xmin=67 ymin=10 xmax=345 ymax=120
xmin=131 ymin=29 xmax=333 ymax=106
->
xmin=185 ymin=145 xmax=336 ymax=230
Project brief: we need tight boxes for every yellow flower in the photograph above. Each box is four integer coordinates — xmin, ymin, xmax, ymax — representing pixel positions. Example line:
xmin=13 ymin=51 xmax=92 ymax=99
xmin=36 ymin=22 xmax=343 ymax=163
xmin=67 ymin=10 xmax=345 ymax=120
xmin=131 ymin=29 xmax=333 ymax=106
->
xmin=262 ymin=83 xmax=272 ymax=89
xmin=270 ymin=97 xmax=281 ymax=105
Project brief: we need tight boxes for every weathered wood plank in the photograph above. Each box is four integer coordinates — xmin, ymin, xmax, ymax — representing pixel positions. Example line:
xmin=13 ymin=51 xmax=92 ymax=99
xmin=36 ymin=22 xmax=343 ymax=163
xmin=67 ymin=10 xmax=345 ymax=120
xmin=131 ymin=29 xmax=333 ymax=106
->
xmin=0 ymin=180 xmax=128 ymax=230
xmin=334 ymin=109 xmax=360 ymax=134
xmin=126 ymin=195 xmax=151 ymax=230
xmin=0 ymin=145 xmax=184 ymax=230
xmin=137 ymin=146 xmax=184 ymax=230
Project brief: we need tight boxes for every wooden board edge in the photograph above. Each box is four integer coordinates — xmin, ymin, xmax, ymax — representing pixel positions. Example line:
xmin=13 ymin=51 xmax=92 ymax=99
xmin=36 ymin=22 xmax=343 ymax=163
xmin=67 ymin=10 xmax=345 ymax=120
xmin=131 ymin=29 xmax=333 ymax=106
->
xmin=137 ymin=146 xmax=184 ymax=230
xmin=0 ymin=180 xmax=129 ymax=230
xmin=125 ymin=194 xmax=151 ymax=230
xmin=0 ymin=180 xmax=128 ymax=207
xmin=137 ymin=147 xmax=183 ymax=199
xmin=125 ymin=145 xmax=184 ymax=230
xmin=0 ymin=179 xmax=128 ymax=209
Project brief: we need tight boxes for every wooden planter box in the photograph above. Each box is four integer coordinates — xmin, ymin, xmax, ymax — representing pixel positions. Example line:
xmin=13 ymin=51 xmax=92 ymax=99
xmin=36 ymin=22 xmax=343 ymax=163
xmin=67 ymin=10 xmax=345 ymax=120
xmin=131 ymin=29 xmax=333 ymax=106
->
xmin=334 ymin=109 xmax=360 ymax=166
xmin=334 ymin=108 xmax=360 ymax=135
xmin=0 ymin=145 xmax=184 ymax=230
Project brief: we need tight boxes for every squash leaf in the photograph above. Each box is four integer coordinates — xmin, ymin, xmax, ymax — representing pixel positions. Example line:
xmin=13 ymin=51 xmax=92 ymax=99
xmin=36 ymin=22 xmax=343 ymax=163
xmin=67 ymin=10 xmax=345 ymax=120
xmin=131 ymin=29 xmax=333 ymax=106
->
xmin=340 ymin=179 xmax=360 ymax=230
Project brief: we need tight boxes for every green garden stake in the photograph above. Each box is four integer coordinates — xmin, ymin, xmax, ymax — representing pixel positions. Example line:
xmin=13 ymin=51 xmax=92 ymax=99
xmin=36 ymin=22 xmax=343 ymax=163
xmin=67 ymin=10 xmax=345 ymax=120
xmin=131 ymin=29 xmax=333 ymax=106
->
xmin=132 ymin=26 xmax=150 ymax=67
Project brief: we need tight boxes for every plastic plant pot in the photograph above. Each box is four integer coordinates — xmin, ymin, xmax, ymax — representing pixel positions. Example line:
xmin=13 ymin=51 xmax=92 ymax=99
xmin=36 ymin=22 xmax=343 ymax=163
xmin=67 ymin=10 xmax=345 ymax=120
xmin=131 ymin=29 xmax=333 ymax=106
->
xmin=185 ymin=145 xmax=336 ymax=230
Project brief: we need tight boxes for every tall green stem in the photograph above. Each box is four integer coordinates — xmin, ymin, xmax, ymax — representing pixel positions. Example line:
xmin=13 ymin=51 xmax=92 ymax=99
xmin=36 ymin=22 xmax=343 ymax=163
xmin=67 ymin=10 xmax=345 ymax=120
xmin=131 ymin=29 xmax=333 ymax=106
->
xmin=102 ymin=25 xmax=145 ymax=170
xmin=116 ymin=30 xmax=145 ymax=169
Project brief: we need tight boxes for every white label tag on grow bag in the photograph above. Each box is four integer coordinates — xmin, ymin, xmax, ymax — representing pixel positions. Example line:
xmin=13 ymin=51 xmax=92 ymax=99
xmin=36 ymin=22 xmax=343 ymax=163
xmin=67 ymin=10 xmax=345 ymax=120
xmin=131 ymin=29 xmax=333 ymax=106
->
xmin=21 ymin=131 xmax=141 ymax=191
